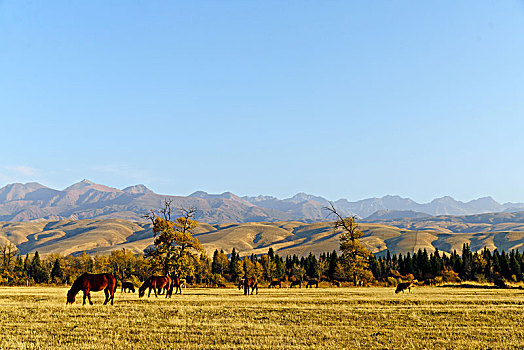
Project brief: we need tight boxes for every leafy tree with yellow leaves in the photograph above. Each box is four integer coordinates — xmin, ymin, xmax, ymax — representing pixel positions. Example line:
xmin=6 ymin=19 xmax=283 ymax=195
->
xmin=144 ymin=200 xmax=205 ymax=278
xmin=324 ymin=203 xmax=372 ymax=286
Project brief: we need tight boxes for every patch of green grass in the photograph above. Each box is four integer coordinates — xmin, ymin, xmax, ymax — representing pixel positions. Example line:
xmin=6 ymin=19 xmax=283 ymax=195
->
xmin=0 ymin=286 xmax=523 ymax=349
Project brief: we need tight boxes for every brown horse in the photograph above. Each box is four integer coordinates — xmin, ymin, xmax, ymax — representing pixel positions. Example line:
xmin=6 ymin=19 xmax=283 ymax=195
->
xmin=139 ymin=276 xmax=172 ymax=298
xmin=238 ymin=278 xmax=245 ymax=290
xmin=395 ymin=281 xmax=414 ymax=294
xmin=66 ymin=273 xmax=116 ymax=305
xmin=306 ymin=279 xmax=319 ymax=288
xmin=268 ymin=279 xmax=281 ymax=288
xmin=289 ymin=279 xmax=302 ymax=288
xmin=167 ymin=275 xmax=183 ymax=295
xmin=244 ymin=277 xmax=258 ymax=295
xmin=121 ymin=281 xmax=135 ymax=293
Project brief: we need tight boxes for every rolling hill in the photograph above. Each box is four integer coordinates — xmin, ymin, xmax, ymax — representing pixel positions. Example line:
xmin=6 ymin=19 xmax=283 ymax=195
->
xmin=2 ymin=211 xmax=524 ymax=257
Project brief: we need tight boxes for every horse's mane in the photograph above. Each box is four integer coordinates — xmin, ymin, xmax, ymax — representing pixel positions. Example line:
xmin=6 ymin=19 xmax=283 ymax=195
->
xmin=139 ymin=276 xmax=153 ymax=291
xmin=69 ymin=272 xmax=88 ymax=293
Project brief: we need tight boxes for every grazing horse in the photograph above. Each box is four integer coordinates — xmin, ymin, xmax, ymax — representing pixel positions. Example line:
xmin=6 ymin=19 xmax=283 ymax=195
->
xmin=168 ymin=275 xmax=183 ymax=295
xmin=244 ymin=277 xmax=258 ymax=295
xmin=66 ymin=273 xmax=116 ymax=305
xmin=494 ymin=278 xmax=507 ymax=289
xmin=332 ymin=280 xmax=341 ymax=287
xmin=139 ymin=276 xmax=172 ymax=298
xmin=238 ymin=278 xmax=245 ymax=290
xmin=289 ymin=279 xmax=302 ymax=288
xmin=268 ymin=280 xmax=281 ymax=288
xmin=306 ymin=279 xmax=319 ymax=288
xmin=395 ymin=281 xmax=414 ymax=294
xmin=121 ymin=281 xmax=135 ymax=293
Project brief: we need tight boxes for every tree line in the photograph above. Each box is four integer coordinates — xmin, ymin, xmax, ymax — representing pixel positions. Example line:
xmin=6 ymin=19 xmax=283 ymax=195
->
xmin=1 ymin=244 xmax=522 ymax=287
xmin=0 ymin=202 xmax=523 ymax=286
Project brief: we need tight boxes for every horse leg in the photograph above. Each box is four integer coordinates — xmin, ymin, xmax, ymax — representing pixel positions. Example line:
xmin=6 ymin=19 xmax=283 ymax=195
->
xmin=153 ymin=287 xmax=158 ymax=297
xmin=83 ymin=292 xmax=87 ymax=305
xmin=87 ymin=292 xmax=93 ymax=305
xmin=103 ymin=289 xmax=109 ymax=305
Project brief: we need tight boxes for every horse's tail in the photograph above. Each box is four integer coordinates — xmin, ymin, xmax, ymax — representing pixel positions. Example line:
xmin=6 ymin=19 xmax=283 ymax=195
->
xmin=110 ymin=274 xmax=118 ymax=293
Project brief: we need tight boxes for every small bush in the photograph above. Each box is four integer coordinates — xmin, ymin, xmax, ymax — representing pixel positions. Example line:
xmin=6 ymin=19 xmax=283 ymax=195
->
xmin=387 ymin=277 xmax=397 ymax=286
xmin=441 ymin=269 xmax=461 ymax=283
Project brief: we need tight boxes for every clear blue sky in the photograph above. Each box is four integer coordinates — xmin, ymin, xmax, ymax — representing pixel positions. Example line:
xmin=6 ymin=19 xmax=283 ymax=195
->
xmin=1 ymin=1 xmax=524 ymax=203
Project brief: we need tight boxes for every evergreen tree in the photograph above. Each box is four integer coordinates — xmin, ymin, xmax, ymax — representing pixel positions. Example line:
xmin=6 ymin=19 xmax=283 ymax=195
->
xmin=509 ymin=250 xmax=521 ymax=281
xmin=499 ymin=251 xmax=510 ymax=279
xmin=328 ymin=250 xmax=338 ymax=280
xmin=430 ymin=248 xmax=443 ymax=277
xmin=23 ymin=254 xmax=31 ymax=278
xmin=461 ymin=243 xmax=473 ymax=280
xmin=304 ymin=253 xmax=319 ymax=278
xmin=50 ymin=258 xmax=63 ymax=283
xmin=492 ymin=249 xmax=501 ymax=278
xmin=275 ymin=256 xmax=285 ymax=279
xmin=229 ymin=248 xmax=240 ymax=279
xmin=30 ymin=251 xmax=48 ymax=283
xmin=404 ymin=253 xmax=414 ymax=276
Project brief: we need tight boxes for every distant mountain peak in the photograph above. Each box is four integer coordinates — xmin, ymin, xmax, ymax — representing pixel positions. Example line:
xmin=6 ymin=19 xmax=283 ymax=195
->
xmin=122 ymin=184 xmax=153 ymax=194
xmin=0 ymin=182 xmax=48 ymax=201
xmin=64 ymin=179 xmax=121 ymax=193
xmin=65 ymin=179 xmax=94 ymax=190
xmin=287 ymin=193 xmax=329 ymax=204
xmin=431 ymin=196 xmax=458 ymax=203
xmin=188 ymin=191 xmax=242 ymax=201
xmin=189 ymin=191 xmax=209 ymax=198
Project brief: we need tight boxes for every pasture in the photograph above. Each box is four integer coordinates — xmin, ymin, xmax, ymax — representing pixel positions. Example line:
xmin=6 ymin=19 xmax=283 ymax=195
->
xmin=0 ymin=286 xmax=523 ymax=349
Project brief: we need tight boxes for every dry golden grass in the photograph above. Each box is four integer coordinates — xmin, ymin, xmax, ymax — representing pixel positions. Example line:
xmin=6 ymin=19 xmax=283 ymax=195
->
xmin=1 ymin=285 xmax=524 ymax=349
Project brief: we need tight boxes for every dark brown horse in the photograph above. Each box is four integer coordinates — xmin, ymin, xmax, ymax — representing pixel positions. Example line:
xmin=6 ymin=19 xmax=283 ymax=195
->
xmin=66 ymin=273 xmax=116 ymax=305
xmin=139 ymin=276 xmax=172 ymax=298
xmin=121 ymin=281 xmax=135 ymax=293
xmin=244 ymin=277 xmax=258 ymax=295
xmin=395 ymin=281 xmax=414 ymax=294
xmin=268 ymin=279 xmax=281 ymax=288
xmin=306 ymin=279 xmax=319 ymax=288
xmin=238 ymin=278 xmax=245 ymax=290
xmin=289 ymin=279 xmax=302 ymax=288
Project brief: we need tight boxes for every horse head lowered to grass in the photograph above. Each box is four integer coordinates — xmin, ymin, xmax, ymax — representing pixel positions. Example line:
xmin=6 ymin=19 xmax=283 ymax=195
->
xmin=66 ymin=273 xmax=117 ymax=305
xmin=138 ymin=275 xmax=172 ymax=298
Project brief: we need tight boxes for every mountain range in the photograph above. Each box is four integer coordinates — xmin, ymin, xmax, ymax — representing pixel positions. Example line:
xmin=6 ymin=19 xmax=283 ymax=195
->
xmin=1 ymin=180 xmax=524 ymax=223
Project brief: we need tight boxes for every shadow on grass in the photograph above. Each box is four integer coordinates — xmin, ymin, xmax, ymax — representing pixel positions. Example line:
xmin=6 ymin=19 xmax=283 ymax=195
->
xmin=438 ymin=284 xmax=524 ymax=290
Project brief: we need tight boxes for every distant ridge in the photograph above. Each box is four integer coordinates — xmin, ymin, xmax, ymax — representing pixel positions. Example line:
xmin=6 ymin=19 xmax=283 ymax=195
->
xmin=364 ymin=210 xmax=432 ymax=221
xmin=3 ymin=211 xmax=524 ymax=257
xmin=0 ymin=180 xmax=523 ymax=223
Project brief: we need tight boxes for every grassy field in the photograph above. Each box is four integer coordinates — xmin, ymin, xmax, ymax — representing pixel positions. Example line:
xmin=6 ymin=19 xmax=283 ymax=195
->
xmin=1 ymin=285 xmax=523 ymax=349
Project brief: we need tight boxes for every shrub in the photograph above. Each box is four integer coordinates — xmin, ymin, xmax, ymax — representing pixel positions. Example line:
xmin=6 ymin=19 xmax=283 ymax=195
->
xmin=441 ymin=269 xmax=461 ymax=283
xmin=387 ymin=277 xmax=397 ymax=286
